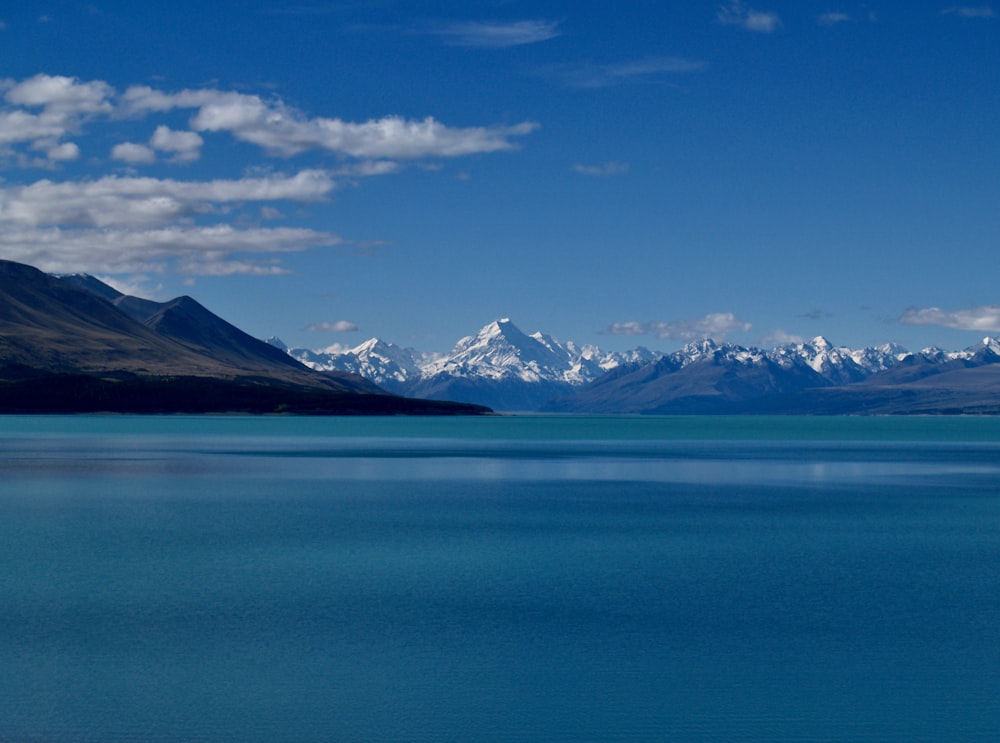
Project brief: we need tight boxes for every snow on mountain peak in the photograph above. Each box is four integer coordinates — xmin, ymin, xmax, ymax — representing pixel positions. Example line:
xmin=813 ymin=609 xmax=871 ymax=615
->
xmin=273 ymin=318 xmax=993 ymax=411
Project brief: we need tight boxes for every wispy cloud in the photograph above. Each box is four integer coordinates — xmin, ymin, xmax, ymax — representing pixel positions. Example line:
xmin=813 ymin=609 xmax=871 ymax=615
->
xmin=0 ymin=224 xmax=336 ymax=276
xmin=0 ymin=170 xmax=335 ymax=228
xmin=603 ymin=313 xmax=752 ymax=341
xmin=762 ymin=329 xmax=805 ymax=346
xmin=306 ymin=320 xmax=360 ymax=333
xmin=717 ymin=1 xmax=781 ymax=32
xmin=798 ymin=309 xmax=832 ymax=321
xmin=0 ymin=169 xmax=341 ymax=275
xmin=573 ymin=161 xmax=628 ymax=177
xmin=432 ymin=19 xmax=561 ymax=48
xmin=817 ymin=12 xmax=852 ymax=26
xmin=942 ymin=6 xmax=997 ymax=18
xmin=900 ymin=305 xmax=1000 ymax=332
xmin=541 ymin=56 xmax=707 ymax=89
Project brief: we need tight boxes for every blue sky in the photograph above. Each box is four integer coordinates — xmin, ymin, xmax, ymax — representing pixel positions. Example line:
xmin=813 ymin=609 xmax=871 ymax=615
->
xmin=1 ymin=1 xmax=998 ymax=355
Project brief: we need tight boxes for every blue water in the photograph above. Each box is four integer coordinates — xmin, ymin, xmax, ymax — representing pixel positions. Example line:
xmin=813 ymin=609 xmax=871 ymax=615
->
xmin=2 ymin=415 xmax=999 ymax=741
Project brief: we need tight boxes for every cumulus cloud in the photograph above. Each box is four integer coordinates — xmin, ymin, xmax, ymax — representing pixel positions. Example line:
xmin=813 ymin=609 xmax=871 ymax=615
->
xmin=0 ymin=73 xmax=536 ymax=279
xmin=717 ymin=1 xmax=782 ymax=32
xmin=111 ymin=141 xmax=156 ymax=164
xmin=573 ymin=161 xmax=629 ymax=176
xmin=942 ymin=6 xmax=997 ymax=17
xmin=306 ymin=320 xmax=360 ymax=333
xmin=1 ymin=73 xmax=538 ymax=164
xmin=123 ymin=84 xmax=538 ymax=158
xmin=150 ymin=125 xmax=203 ymax=162
xmin=433 ymin=19 xmax=561 ymax=47
xmin=900 ymin=305 xmax=1000 ymax=332
xmin=44 ymin=141 xmax=80 ymax=161
xmin=603 ymin=313 xmax=752 ymax=341
xmin=4 ymin=73 xmax=113 ymax=114
xmin=542 ymin=56 xmax=707 ymax=88
xmin=0 ymin=109 xmax=71 ymax=146
xmin=0 ymin=74 xmax=114 ymax=159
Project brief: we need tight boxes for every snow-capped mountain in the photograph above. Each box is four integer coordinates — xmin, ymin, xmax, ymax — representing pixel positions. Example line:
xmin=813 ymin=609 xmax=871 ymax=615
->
xmin=767 ymin=336 xmax=872 ymax=385
xmin=418 ymin=318 xmax=652 ymax=384
xmin=272 ymin=320 xmax=1000 ymax=413
xmin=271 ymin=318 xmax=656 ymax=410
xmin=268 ymin=336 xmax=425 ymax=393
xmin=548 ymin=335 xmax=1000 ymax=414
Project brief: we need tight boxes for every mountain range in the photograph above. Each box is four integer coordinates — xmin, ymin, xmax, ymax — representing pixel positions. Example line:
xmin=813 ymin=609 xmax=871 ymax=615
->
xmin=0 ymin=260 xmax=487 ymax=415
xmin=4 ymin=255 xmax=998 ymax=416
xmin=272 ymin=318 xmax=1000 ymax=414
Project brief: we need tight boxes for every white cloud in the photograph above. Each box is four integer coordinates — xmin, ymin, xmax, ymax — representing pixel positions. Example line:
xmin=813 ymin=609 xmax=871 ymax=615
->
xmin=0 ymin=109 xmax=75 ymax=146
xmin=573 ymin=161 xmax=629 ymax=177
xmin=306 ymin=320 xmax=360 ymax=333
xmin=111 ymin=141 xmax=156 ymax=164
xmin=603 ymin=313 xmax=752 ymax=340
xmin=0 ymin=73 xmax=537 ymax=280
xmin=150 ymin=125 xmax=203 ymax=162
xmin=942 ymin=6 xmax=997 ymax=17
xmin=900 ymin=305 xmax=1000 ymax=332
xmin=4 ymin=73 xmax=113 ymax=114
xmin=0 ymin=170 xmax=335 ymax=228
xmin=45 ymin=141 xmax=80 ymax=161
xmin=0 ymin=224 xmax=338 ymax=276
xmin=1 ymin=74 xmax=537 ymax=165
xmin=0 ymin=74 xmax=115 ymax=155
xmin=0 ymin=170 xmax=340 ymax=276
xmin=124 ymin=85 xmax=538 ymax=158
xmin=717 ymin=1 xmax=782 ymax=32
xmin=433 ymin=19 xmax=561 ymax=47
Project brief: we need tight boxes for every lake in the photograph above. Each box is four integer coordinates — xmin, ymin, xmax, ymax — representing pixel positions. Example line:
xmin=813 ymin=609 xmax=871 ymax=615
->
xmin=2 ymin=415 xmax=999 ymax=741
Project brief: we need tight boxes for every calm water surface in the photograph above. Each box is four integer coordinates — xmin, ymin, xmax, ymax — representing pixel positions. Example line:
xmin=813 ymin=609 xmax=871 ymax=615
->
xmin=1 ymin=415 xmax=999 ymax=741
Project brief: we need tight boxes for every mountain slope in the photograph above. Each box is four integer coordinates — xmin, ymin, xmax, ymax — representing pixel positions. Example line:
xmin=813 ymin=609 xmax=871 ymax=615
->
xmin=60 ymin=272 xmax=359 ymax=386
xmin=0 ymin=260 xmax=212 ymax=377
xmin=0 ymin=260 xmax=487 ymax=414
